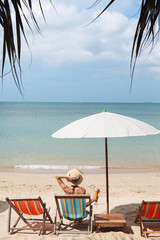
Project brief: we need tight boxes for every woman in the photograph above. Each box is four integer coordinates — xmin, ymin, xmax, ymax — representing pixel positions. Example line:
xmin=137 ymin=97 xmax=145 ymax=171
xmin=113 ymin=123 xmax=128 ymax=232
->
xmin=55 ymin=168 xmax=98 ymax=206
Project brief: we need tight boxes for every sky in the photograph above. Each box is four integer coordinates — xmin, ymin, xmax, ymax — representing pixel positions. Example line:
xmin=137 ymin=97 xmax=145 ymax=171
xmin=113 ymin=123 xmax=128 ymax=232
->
xmin=1 ymin=0 xmax=160 ymax=103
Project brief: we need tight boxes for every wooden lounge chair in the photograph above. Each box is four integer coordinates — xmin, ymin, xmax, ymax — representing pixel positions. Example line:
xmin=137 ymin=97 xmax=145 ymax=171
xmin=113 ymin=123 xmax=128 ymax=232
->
xmin=54 ymin=194 xmax=92 ymax=235
xmin=6 ymin=196 xmax=53 ymax=235
xmin=135 ymin=200 xmax=160 ymax=238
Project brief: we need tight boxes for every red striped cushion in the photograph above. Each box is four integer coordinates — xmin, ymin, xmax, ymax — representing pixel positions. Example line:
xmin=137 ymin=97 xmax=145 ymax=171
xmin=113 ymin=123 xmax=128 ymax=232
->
xmin=13 ymin=200 xmax=43 ymax=215
xmin=141 ymin=202 xmax=160 ymax=219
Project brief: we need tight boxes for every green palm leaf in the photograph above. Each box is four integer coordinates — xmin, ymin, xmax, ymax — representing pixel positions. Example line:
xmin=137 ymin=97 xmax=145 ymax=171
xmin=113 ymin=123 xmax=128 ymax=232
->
xmin=92 ymin=0 xmax=160 ymax=88
xmin=130 ymin=0 xmax=160 ymax=86
xmin=0 ymin=0 xmax=54 ymax=95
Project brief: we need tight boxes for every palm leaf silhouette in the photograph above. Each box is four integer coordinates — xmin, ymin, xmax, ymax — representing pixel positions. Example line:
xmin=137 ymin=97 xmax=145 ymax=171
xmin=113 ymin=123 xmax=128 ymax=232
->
xmin=91 ymin=0 xmax=160 ymax=87
xmin=0 ymin=0 xmax=54 ymax=94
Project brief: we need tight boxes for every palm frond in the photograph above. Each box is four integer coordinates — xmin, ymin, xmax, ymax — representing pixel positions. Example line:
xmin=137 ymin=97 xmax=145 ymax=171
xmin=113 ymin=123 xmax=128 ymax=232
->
xmin=86 ymin=0 xmax=115 ymax=26
xmin=130 ymin=0 xmax=160 ymax=86
xmin=87 ymin=0 xmax=102 ymax=9
xmin=91 ymin=0 xmax=160 ymax=89
xmin=0 ymin=0 xmax=54 ymax=95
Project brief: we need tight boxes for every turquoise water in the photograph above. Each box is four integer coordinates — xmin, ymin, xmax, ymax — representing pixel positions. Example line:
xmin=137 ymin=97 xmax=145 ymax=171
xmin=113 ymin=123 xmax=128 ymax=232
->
xmin=0 ymin=102 xmax=160 ymax=170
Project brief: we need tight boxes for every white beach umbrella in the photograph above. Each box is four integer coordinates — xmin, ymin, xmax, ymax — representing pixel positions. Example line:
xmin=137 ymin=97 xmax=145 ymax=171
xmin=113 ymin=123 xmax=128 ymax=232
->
xmin=51 ymin=110 xmax=160 ymax=214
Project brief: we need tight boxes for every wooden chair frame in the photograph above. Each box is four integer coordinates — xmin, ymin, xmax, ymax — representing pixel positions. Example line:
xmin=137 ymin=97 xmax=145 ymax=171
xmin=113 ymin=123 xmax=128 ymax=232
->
xmin=54 ymin=194 xmax=92 ymax=235
xmin=6 ymin=196 xmax=53 ymax=235
xmin=135 ymin=200 xmax=160 ymax=238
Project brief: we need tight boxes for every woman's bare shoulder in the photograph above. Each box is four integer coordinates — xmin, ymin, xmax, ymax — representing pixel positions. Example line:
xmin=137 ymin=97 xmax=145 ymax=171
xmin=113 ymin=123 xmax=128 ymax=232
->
xmin=75 ymin=186 xmax=86 ymax=194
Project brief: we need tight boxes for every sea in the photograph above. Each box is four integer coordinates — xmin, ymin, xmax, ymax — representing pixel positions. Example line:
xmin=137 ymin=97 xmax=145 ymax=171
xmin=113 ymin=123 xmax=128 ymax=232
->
xmin=0 ymin=102 xmax=160 ymax=173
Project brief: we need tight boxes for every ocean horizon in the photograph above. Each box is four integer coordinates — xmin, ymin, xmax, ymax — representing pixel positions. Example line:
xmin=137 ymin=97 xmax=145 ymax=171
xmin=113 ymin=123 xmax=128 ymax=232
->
xmin=0 ymin=102 xmax=160 ymax=172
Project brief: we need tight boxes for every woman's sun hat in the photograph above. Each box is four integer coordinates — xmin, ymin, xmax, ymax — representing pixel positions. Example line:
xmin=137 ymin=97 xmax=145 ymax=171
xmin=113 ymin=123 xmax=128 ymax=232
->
xmin=66 ymin=168 xmax=83 ymax=185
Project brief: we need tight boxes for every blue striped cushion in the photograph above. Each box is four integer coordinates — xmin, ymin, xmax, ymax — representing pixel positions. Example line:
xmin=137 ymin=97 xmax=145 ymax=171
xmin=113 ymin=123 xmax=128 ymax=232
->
xmin=60 ymin=198 xmax=88 ymax=220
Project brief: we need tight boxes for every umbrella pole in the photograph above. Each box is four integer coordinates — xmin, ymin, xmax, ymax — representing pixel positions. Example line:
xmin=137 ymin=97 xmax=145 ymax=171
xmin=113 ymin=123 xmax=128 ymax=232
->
xmin=105 ymin=137 xmax=109 ymax=214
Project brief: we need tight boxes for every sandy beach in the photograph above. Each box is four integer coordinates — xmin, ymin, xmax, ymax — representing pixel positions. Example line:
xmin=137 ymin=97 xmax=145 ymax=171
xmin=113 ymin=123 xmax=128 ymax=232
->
xmin=1 ymin=170 xmax=160 ymax=240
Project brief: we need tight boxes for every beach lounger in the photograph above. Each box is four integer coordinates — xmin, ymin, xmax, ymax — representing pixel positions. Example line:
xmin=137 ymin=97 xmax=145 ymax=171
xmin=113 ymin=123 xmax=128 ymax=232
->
xmin=6 ymin=196 xmax=53 ymax=235
xmin=54 ymin=194 xmax=92 ymax=235
xmin=135 ymin=200 xmax=160 ymax=238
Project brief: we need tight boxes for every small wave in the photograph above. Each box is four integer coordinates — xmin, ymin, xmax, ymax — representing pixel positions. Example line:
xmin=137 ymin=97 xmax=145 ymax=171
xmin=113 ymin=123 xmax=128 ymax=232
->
xmin=15 ymin=165 xmax=103 ymax=170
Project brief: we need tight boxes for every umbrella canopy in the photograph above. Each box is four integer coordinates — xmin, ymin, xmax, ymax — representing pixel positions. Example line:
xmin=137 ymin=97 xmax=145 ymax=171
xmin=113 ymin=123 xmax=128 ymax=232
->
xmin=52 ymin=110 xmax=160 ymax=214
xmin=52 ymin=111 xmax=160 ymax=138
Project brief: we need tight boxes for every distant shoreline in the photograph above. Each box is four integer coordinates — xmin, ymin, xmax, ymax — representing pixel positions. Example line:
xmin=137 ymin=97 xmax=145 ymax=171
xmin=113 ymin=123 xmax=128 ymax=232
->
xmin=0 ymin=166 xmax=159 ymax=175
xmin=1 ymin=101 xmax=160 ymax=103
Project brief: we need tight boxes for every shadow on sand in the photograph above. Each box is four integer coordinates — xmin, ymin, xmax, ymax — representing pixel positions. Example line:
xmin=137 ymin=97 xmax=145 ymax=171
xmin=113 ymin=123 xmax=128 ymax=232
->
xmin=0 ymin=200 xmax=9 ymax=213
xmin=97 ymin=203 xmax=141 ymax=234
xmin=111 ymin=203 xmax=140 ymax=233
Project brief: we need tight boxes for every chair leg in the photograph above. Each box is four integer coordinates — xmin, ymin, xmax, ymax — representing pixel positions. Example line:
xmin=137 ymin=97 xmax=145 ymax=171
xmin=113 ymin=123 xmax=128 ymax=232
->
xmin=40 ymin=207 xmax=46 ymax=235
xmin=144 ymin=233 xmax=148 ymax=238
xmin=58 ymin=218 xmax=63 ymax=230
xmin=8 ymin=206 xmax=26 ymax=234
xmin=54 ymin=210 xmax=63 ymax=235
xmin=87 ymin=216 xmax=92 ymax=234
xmin=54 ymin=217 xmax=56 ymax=235
xmin=8 ymin=206 xmax=11 ymax=232
xmin=89 ymin=206 xmax=93 ymax=233
xmin=11 ymin=214 xmax=24 ymax=234
xmin=46 ymin=208 xmax=53 ymax=224
xmin=91 ymin=218 xmax=93 ymax=233
xmin=87 ymin=219 xmax=90 ymax=232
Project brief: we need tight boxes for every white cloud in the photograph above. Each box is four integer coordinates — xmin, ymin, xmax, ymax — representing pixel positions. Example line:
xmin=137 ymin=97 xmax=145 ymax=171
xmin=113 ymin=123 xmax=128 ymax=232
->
xmin=149 ymin=66 xmax=160 ymax=74
xmin=21 ymin=2 xmax=138 ymax=69
xmin=19 ymin=0 xmax=160 ymax=79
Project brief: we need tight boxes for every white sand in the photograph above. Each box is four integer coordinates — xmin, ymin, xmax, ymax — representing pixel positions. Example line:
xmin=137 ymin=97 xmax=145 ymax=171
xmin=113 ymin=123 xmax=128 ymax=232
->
xmin=1 ymin=170 xmax=160 ymax=239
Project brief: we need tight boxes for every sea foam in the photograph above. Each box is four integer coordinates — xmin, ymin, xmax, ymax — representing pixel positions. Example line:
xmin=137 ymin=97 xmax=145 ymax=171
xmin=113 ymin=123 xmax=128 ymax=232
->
xmin=15 ymin=165 xmax=103 ymax=170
